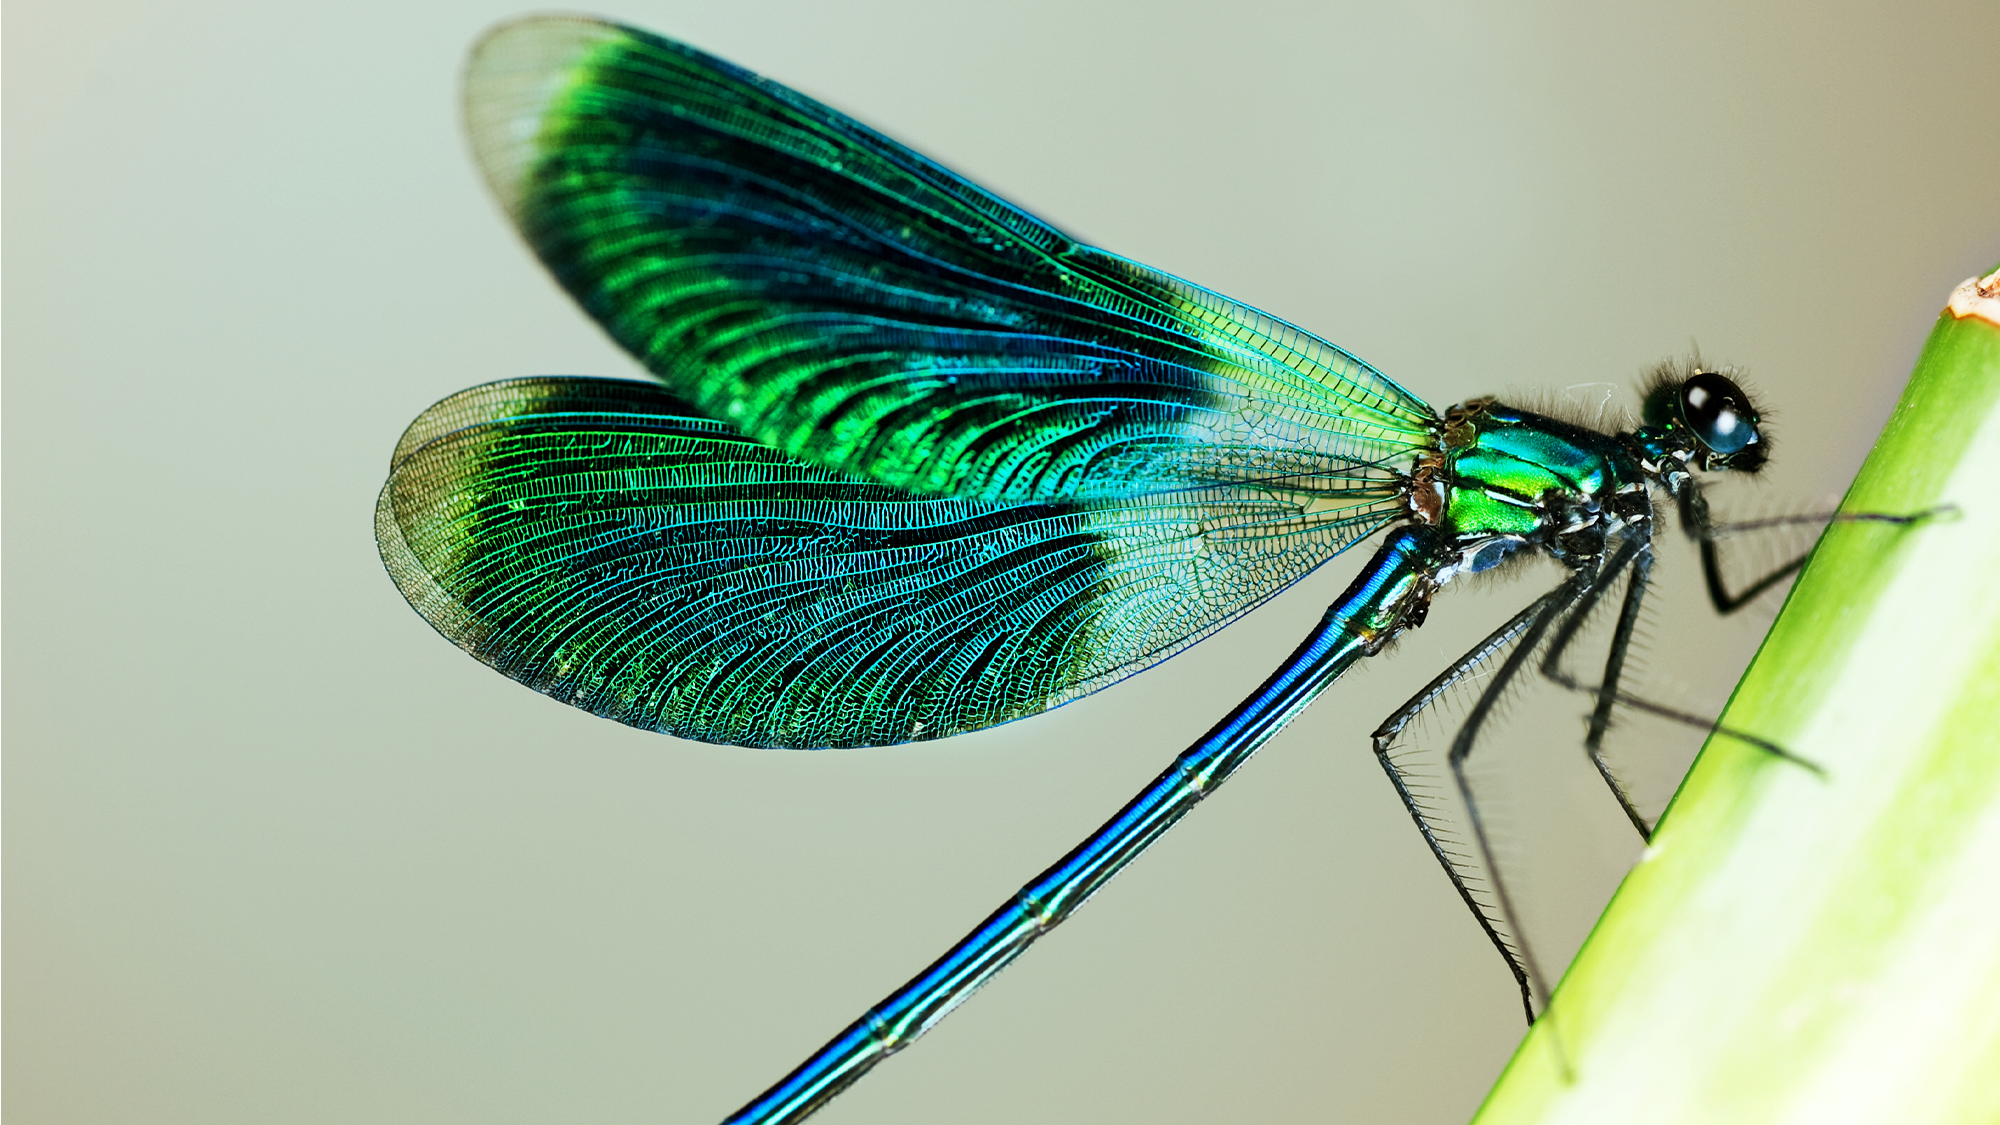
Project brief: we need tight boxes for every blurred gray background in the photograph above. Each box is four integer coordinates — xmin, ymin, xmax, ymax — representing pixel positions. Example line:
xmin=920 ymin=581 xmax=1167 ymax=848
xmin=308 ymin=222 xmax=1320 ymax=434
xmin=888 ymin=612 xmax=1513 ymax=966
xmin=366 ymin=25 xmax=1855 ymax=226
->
xmin=7 ymin=1 xmax=1997 ymax=1123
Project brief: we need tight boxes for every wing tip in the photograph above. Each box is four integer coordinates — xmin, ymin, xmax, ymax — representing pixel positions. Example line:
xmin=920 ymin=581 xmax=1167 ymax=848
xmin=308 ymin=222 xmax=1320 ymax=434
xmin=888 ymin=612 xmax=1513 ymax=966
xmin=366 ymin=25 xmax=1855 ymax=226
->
xmin=375 ymin=469 xmax=486 ymax=655
xmin=464 ymin=13 xmax=627 ymax=217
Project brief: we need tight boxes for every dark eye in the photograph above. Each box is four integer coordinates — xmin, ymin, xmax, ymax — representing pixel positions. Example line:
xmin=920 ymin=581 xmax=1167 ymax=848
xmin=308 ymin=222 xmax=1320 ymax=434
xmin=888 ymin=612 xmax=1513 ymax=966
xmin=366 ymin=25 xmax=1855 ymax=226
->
xmin=1680 ymin=371 xmax=1758 ymax=455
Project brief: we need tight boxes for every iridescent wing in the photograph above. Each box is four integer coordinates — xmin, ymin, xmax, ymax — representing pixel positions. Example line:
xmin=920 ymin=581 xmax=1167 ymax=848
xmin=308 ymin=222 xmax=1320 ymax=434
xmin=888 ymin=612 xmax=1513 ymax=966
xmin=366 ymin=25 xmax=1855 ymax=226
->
xmin=377 ymin=378 xmax=1409 ymax=747
xmin=463 ymin=16 xmax=1437 ymax=505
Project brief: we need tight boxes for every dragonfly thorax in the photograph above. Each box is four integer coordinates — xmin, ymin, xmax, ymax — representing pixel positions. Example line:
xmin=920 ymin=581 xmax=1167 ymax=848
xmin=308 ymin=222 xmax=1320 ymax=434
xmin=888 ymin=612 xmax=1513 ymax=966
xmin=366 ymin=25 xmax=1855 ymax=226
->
xmin=1423 ymin=398 xmax=1654 ymax=584
xmin=1408 ymin=366 xmax=1771 ymax=594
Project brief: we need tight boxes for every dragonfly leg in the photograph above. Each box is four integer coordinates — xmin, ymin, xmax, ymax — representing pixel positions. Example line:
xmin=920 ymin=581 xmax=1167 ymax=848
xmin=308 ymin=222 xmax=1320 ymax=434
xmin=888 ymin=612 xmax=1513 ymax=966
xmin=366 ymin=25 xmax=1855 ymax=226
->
xmin=1446 ymin=569 xmax=1606 ymax=1020
xmin=1371 ymin=574 xmax=1590 ymax=1022
xmin=1539 ymin=532 xmax=1824 ymax=789
xmin=1536 ymin=538 xmax=1657 ymax=839
xmin=1676 ymin=480 xmax=1953 ymax=613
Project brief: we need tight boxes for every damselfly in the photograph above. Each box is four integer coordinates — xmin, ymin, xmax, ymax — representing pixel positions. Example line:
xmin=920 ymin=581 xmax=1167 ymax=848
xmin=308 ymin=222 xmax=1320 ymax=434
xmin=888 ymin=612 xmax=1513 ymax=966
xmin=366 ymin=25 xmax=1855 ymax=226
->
xmin=375 ymin=16 xmax=1931 ymax=1123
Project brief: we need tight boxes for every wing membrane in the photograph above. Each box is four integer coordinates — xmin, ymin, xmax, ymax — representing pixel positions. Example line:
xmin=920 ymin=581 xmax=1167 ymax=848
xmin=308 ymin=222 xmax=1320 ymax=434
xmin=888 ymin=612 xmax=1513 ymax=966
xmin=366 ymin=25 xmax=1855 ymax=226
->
xmin=378 ymin=378 xmax=1407 ymax=746
xmin=464 ymin=16 xmax=1438 ymax=505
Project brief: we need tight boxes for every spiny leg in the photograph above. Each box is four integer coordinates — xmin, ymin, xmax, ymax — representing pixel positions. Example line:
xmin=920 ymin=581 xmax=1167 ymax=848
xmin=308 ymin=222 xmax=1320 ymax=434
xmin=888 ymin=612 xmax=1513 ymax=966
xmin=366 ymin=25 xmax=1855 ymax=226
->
xmin=1534 ymin=538 xmax=1657 ymax=838
xmin=1372 ymin=574 xmax=1591 ymax=1023
xmin=1581 ymin=549 xmax=1654 ymax=834
xmin=1546 ymin=486 xmax=1951 ymax=776
xmin=1444 ymin=569 xmax=1603 ymax=1022
xmin=1371 ymin=595 xmax=1554 ymax=1010
xmin=1677 ymin=481 xmax=1953 ymax=613
xmin=1540 ymin=530 xmax=1823 ymax=783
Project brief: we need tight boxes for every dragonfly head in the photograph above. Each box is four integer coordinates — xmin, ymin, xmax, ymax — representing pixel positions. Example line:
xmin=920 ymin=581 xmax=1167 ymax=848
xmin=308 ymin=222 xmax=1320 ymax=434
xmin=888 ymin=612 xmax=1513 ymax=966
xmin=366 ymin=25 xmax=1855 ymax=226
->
xmin=1639 ymin=362 xmax=1769 ymax=474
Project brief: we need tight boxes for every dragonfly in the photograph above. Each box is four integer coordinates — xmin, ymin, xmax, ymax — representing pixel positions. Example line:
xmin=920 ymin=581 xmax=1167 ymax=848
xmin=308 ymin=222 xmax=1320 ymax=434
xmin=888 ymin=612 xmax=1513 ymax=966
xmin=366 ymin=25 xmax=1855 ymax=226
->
xmin=374 ymin=14 xmax=1929 ymax=1124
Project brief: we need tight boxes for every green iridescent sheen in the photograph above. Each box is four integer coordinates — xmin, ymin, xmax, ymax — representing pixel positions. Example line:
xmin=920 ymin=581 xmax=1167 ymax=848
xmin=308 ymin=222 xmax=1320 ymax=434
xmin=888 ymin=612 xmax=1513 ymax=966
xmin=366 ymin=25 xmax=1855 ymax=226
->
xmin=1443 ymin=405 xmax=1637 ymax=541
xmin=382 ymin=16 xmax=1696 ymax=750
xmin=1476 ymin=421 xmax=1616 ymax=495
xmin=377 ymin=377 xmax=1408 ymax=746
xmin=378 ymin=15 xmax=1460 ymax=747
xmin=463 ymin=18 xmax=1437 ymax=504
xmin=1446 ymin=488 xmax=1546 ymax=539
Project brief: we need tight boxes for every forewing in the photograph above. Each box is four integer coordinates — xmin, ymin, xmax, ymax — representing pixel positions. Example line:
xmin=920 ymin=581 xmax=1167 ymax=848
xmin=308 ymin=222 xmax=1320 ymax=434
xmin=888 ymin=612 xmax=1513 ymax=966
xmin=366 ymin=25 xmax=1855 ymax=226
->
xmin=378 ymin=378 xmax=1408 ymax=747
xmin=464 ymin=16 xmax=1438 ymax=505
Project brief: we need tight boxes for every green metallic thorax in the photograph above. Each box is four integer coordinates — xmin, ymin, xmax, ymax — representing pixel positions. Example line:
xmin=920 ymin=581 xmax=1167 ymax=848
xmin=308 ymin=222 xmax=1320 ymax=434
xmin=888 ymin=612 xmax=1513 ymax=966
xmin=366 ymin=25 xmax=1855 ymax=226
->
xmin=1438 ymin=401 xmax=1647 ymax=547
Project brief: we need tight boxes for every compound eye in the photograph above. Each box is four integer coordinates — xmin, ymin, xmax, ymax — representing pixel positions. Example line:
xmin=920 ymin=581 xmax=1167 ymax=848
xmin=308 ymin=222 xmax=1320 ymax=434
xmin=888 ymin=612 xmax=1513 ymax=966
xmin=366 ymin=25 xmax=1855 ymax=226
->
xmin=1680 ymin=371 xmax=1758 ymax=455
